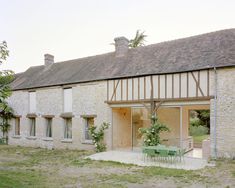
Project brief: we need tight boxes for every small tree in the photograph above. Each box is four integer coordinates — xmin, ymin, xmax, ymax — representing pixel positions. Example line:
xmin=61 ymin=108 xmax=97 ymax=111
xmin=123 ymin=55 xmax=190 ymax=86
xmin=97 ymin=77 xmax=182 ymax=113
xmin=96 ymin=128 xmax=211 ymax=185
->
xmin=0 ymin=101 xmax=14 ymax=144
xmin=0 ymin=40 xmax=14 ymax=144
xmin=89 ymin=122 xmax=109 ymax=152
xmin=139 ymin=115 xmax=169 ymax=146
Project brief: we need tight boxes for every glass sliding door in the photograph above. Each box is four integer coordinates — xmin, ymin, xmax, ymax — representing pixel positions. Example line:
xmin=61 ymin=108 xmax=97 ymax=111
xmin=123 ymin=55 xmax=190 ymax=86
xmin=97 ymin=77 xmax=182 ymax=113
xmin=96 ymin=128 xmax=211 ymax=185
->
xmin=131 ymin=108 xmax=151 ymax=149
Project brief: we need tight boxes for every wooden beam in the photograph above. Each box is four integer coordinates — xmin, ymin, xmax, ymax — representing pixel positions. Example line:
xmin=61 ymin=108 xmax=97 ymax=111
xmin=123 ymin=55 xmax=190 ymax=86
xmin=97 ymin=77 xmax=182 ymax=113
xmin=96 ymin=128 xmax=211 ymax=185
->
xmin=172 ymin=74 xmax=174 ymax=98
xmin=106 ymin=96 xmax=214 ymax=104
xmin=197 ymin=70 xmax=200 ymax=97
xmin=187 ymin=72 xmax=189 ymax=97
xmin=144 ymin=77 xmax=146 ymax=99
xmin=191 ymin=71 xmax=205 ymax=97
xmin=207 ymin=70 xmax=210 ymax=96
xmin=158 ymin=75 xmax=160 ymax=99
xmin=150 ymin=75 xmax=154 ymax=114
xmin=153 ymin=101 xmax=163 ymax=113
xmin=165 ymin=74 xmax=167 ymax=99
xmin=121 ymin=79 xmax=123 ymax=100
xmin=110 ymin=80 xmax=120 ymax=101
xmin=141 ymin=102 xmax=151 ymax=110
xmin=126 ymin=79 xmax=128 ymax=100
xmin=138 ymin=77 xmax=140 ymax=100
xmin=107 ymin=80 xmax=109 ymax=101
xmin=132 ymin=78 xmax=134 ymax=100
xmin=179 ymin=73 xmax=181 ymax=98
xmin=150 ymin=76 xmax=153 ymax=100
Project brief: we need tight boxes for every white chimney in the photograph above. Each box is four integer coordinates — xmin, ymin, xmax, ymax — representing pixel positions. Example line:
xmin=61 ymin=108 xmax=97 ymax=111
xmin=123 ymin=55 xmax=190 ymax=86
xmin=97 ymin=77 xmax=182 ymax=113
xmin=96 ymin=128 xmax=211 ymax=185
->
xmin=44 ymin=54 xmax=54 ymax=66
xmin=114 ymin=37 xmax=129 ymax=57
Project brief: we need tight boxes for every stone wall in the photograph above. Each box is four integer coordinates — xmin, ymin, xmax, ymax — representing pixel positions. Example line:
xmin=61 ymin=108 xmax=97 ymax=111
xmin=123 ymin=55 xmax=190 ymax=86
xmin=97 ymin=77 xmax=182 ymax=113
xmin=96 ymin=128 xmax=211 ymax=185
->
xmin=8 ymin=81 xmax=112 ymax=150
xmin=7 ymin=67 xmax=235 ymax=158
xmin=210 ymin=67 xmax=235 ymax=158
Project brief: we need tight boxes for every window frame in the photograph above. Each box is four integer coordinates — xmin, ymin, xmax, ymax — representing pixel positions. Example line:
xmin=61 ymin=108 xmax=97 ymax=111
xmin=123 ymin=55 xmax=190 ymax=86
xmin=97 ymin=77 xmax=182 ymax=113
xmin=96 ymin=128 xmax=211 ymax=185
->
xmin=63 ymin=88 xmax=72 ymax=113
xmin=83 ymin=116 xmax=95 ymax=141
xmin=29 ymin=117 xmax=36 ymax=137
xmin=63 ymin=118 xmax=72 ymax=139
xmin=29 ymin=91 xmax=36 ymax=113
xmin=14 ymin=117 xmax=20 ymax=136
xmin=45 ymin=118 xmax=52 ymax=138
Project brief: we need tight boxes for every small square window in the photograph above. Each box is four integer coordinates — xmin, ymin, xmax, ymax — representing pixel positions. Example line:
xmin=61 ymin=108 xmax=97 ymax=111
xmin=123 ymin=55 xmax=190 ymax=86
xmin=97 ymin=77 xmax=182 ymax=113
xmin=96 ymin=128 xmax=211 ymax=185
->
xmin=15 ymin=118 xmax=20 ymax=136
xmin=45 ymin=118 xmax=52 ymax=137
xmin=64 ymin=118 xmax=72 ymax=139
xmin=84 ymin=117 xmax=94 ymax=140
xmin=29 ymin=118 xmax=36 ymax=136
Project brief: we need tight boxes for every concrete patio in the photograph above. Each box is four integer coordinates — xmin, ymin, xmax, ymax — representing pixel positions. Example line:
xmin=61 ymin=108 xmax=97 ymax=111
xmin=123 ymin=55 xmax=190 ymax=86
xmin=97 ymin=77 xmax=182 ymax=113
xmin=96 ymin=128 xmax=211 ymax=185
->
xmin=87 ymin=150 xmax=212 ymax=170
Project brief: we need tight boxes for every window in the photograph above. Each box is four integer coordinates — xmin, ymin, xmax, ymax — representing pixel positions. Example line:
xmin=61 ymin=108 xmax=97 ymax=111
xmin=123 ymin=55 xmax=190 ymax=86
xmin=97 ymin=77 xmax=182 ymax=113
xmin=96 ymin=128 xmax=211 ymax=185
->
xmin=84 ymin=117 xmax=94 ymax=140
xmin=29 ymin=118 xmax=36 ymax=136
xmin=45 ymin=118 xmax=52 ymax=137
xmin=63 ymin=88 xmax=72 ymax=112
xmin=64 ymin=118 xmax=72 ymax=139
xmin=29 ymin=91 xmax=36 ymax=113
xmin=15 ymin=118 xmax=20 ymax=136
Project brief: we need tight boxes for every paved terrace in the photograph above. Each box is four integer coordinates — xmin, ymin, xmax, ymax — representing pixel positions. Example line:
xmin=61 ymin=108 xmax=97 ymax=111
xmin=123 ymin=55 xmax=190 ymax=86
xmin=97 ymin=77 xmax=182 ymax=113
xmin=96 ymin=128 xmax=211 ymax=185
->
xmin=87 ymin=150 xmax=213 ymax=170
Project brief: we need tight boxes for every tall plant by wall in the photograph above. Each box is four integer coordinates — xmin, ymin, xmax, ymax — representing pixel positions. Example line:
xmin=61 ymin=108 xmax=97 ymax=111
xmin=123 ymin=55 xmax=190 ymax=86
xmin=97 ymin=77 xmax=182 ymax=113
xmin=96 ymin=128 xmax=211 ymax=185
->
xmin=89 ymin=122 xmax=109 ymax=152
xmin=0 ymin=101 xmax=14 ymax=144
xmin=139 ymin=115 xmax=169 ymax=146
xmin=0 ymin=41 xmax=14 ymax=144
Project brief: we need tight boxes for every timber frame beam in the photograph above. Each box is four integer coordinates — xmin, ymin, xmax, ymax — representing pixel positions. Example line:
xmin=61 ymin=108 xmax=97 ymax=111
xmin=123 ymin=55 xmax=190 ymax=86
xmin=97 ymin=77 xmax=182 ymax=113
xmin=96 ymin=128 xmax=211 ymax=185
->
xmin=105 ymin=96 xmax=214 ymax=104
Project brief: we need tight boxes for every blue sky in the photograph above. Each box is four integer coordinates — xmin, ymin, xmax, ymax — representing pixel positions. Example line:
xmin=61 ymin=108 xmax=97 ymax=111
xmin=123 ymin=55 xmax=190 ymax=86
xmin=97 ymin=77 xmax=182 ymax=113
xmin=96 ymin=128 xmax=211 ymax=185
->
xmin=1 ymin=0 xmax=235 ymax=73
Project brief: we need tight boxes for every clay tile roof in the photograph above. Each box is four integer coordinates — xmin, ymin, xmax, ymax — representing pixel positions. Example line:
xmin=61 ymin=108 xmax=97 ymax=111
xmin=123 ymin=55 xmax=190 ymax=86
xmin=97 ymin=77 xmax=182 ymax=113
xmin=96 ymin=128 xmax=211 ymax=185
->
xmin=11 ymin=28 xmax=235 ymax=90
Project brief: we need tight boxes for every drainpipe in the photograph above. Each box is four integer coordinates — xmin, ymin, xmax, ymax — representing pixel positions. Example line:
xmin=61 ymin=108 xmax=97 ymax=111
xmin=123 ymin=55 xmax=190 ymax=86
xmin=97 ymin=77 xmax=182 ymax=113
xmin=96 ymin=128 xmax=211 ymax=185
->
xmin=213 ymin=67 xmax=217 ymax=159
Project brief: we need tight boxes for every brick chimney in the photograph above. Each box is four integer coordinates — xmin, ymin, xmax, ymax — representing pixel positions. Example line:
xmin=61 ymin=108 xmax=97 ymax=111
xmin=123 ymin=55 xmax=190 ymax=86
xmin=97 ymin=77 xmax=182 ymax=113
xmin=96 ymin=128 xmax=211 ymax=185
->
xmin=44 ymin=54 xmax=54 ymax=66
xmin=114 ymin=37 xmax=129 ymax=57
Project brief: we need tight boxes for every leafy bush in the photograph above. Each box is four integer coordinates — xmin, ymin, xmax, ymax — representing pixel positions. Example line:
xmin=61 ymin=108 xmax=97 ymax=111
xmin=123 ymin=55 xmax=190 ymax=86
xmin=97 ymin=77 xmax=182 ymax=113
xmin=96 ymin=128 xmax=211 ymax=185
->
xmin=189 ymin=125 xmax=209 ymax=136
xmin=139 ymin=115 xmax=169 ymax=146
xmin=190 ymin=118 xmax=201 ymax=127
xmin=89 ymin=122 xmax=109 ymax=152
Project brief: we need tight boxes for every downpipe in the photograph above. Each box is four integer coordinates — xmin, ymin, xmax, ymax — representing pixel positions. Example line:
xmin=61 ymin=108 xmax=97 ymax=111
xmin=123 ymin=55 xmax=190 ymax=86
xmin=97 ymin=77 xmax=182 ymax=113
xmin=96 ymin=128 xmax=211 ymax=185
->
xmin=213 ymin=67 xmax=217 ymax=159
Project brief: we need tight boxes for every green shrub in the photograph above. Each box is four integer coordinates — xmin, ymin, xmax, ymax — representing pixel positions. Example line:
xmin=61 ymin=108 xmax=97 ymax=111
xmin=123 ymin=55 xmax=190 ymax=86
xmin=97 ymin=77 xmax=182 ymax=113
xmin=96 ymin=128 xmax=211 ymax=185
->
xmin=190 ymin=118 xmax=201 ymax=127
xmin=189 ymin=125 xmax=209 ymax=136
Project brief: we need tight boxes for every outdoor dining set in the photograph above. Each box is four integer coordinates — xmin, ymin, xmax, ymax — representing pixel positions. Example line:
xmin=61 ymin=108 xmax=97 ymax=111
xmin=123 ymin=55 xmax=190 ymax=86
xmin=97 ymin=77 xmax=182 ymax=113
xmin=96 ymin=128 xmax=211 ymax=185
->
xmin=142 ymin=144 xmax=185 ymax=163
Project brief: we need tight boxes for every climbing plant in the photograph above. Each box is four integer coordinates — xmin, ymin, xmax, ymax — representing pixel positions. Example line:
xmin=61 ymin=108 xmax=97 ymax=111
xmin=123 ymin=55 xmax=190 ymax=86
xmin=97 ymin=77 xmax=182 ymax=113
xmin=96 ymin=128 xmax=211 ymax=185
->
xmin=89 ymin=122 xmax=109 ymax=152
xmin=139 ymin=115 xmax=169 ymax=146
xmin=0 ymin=101 xmax=14 ymax=144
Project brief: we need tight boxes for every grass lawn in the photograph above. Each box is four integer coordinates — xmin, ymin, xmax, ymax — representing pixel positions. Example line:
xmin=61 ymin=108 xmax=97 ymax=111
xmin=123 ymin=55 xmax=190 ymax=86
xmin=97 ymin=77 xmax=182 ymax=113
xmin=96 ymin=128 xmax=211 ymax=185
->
xmin=0 ymin=145 xmax=235 ymax=188
xmin=193 ymin=134 xmax=210 ymax=143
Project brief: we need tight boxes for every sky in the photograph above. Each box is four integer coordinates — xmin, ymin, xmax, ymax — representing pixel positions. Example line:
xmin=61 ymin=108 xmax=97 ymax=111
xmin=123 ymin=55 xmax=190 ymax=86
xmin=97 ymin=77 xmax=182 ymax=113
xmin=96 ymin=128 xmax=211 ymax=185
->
xmin=1 ymin=0 xmax=235 ymax=73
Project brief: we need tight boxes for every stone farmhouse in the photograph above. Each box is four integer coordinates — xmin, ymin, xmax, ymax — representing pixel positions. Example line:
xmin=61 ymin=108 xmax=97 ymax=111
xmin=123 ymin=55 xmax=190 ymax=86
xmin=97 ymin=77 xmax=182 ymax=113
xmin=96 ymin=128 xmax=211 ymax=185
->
xmin=7 ymin=29 xmax=235 ymax=158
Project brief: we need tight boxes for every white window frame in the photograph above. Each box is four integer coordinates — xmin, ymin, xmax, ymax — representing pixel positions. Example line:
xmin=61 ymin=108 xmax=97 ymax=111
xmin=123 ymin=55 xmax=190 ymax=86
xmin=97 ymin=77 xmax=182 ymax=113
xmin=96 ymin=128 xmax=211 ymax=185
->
xmin=45 ymin=118 xmax=52 ymax=138
xmin=84 ymin=117 xmax=94 ymax=141
xmin=63 ymin=88 xmax=72 ymax=113
xmin=64 ymin=118 xmax=72 ymax=139
xmin=14 ymin=117 xmax=20 ymax=136
xmin=29 ymin=118 xmax=36 ymax=136
xmin=29 ymin=91 xmax=36 ymax=113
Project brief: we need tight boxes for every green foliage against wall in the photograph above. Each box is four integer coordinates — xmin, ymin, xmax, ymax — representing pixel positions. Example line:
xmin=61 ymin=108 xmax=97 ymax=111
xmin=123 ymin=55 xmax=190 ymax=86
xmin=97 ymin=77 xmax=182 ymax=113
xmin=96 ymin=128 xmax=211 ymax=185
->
xmin=89 ymin=122 xmax=109 ymax=152
xmin=0 ymin=41 xmax=14 ymax=144
xmin=189 ymin=125 xmax=209 ymax=136
xmin=139 ymin=115 xmax=169 ymax=146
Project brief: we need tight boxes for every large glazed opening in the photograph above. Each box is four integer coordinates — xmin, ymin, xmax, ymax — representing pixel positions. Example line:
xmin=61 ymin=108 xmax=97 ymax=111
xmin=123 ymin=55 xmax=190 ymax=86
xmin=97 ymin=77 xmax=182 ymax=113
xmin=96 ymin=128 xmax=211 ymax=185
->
xmin=112 ymin=104 xmax=210 ymax=159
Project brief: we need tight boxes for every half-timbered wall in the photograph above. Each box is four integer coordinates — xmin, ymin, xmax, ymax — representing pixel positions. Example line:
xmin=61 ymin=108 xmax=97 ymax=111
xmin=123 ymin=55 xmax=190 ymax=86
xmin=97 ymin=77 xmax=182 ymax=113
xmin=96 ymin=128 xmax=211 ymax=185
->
xmin=107 ymin=70 xmax=211 ymax=103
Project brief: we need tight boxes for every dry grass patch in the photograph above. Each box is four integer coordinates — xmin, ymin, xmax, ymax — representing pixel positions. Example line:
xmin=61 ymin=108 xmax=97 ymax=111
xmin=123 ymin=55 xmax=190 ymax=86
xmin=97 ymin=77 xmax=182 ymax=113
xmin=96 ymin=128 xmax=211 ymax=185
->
xmin=0 ymin=145 xmax=235 ymax=188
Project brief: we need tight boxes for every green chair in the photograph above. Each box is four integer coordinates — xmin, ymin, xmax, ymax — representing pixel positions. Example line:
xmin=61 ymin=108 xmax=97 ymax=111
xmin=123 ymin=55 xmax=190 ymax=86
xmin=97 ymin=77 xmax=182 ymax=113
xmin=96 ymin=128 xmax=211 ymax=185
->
xmin=0 ymin=138 xmax=6 ymax=145
xmin=168 ymin=146 xmax=178 ymax=163
xmin=146 ymin=148 xmax=157 ymax=161
xmin=158 ymin=149 xmax=169 ymax=162
xmin=176 ymin=148 xmax=185 ymax=162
